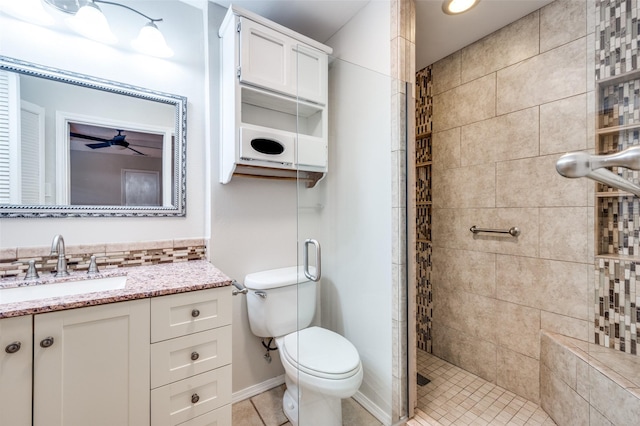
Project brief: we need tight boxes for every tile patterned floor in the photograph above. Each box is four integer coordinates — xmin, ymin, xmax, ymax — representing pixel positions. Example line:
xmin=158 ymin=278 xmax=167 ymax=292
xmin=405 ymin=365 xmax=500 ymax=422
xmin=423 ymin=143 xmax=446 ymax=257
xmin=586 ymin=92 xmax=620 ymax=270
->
xmin=232 ymin=384 xmax=383 ymax=425
xmin=408 ymin=350 xmax=557 ymax=426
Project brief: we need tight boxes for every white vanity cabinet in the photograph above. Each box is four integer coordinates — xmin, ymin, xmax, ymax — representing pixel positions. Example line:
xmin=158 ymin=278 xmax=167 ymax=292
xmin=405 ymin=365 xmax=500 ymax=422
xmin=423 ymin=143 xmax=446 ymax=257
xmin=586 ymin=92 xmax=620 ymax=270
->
xmin=219 ymin=6 xmax=332 ymax=186
xmin=0 ymin=286 xmax=232 ymax=426
xmin=33 ymin=299 xmax=150 ymax=426
xmin=0 ymin=315 xmax=33 ymax=426
xmin=150 ymin=287 xmax=232 ymax=426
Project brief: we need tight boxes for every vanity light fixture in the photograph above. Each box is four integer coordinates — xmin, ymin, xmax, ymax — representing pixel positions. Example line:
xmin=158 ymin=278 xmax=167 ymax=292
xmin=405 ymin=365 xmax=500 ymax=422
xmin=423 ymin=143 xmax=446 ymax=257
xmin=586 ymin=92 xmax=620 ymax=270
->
xmin=442 ymin=0 xmax=479 ymax=15
xmin=43 ymin=0 xmax=173 ymax=58
xmin=0 ymin=0 xmax=55 ymax=26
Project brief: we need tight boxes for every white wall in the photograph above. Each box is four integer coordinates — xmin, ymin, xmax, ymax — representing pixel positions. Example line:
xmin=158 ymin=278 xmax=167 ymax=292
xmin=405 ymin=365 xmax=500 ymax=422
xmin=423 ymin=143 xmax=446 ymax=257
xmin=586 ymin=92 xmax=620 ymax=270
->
xmin=0 ymin=1 xmax=206 ymax=247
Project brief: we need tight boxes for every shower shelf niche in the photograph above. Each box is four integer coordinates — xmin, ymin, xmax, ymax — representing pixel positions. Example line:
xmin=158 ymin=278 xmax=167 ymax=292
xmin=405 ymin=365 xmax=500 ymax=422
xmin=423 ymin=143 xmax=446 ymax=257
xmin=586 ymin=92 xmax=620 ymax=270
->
xmin=595 ymin=68 xmax=640 ymax=260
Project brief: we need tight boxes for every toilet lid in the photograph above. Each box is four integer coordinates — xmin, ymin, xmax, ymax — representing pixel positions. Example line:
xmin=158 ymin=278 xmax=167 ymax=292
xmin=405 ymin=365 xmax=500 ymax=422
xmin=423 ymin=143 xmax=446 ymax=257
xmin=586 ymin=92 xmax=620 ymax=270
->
xmin=282 ymin=327 xmax=361 ymax=379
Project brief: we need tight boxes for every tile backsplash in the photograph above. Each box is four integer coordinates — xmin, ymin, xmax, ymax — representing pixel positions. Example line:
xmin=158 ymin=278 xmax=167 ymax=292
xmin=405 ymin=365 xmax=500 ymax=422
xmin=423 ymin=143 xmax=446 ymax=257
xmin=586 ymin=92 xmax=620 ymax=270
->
xmin=0 ymin=239 xmax=206 ymax=279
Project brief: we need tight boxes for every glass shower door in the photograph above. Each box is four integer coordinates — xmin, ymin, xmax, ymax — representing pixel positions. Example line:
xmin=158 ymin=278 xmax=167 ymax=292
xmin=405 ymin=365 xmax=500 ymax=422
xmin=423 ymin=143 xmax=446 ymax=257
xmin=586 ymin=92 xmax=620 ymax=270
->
xmin=294 ymin=49 xmax=409 ymax=425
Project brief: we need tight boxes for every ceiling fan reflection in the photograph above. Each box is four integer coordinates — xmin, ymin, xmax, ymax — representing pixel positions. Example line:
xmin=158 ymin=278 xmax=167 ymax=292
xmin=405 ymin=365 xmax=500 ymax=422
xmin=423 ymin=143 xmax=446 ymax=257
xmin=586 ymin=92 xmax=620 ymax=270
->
xmin=70 ymin=130 xmax=160 ymax=156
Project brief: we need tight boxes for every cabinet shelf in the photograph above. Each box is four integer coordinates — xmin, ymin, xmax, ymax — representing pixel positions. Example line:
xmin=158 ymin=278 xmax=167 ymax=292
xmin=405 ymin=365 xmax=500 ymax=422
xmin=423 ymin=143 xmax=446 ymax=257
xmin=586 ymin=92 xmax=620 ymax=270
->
xmin=596 ymin=123 xmax=640 ymax=136
xmin=596 ymin=191 xmax=637 ymax=198
xmin=416 ymin=132 xmax=432 ymax=139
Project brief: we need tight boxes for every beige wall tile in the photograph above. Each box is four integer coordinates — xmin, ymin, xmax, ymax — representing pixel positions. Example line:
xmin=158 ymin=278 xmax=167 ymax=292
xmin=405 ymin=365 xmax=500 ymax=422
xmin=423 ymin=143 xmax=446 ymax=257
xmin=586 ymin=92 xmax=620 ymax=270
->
xmin=433 ymin=286 xmax=498 ymax=343
xmin=589 ymin=406 xmax=614 ymax=426
xmin=461 ymin=107 xmax=539 ymax=166
xmin=173 ymin=238 xmax=205 ymax=248
xmin=432 ymin=128 xmax=461 ymax=171
xmin=17 ymin=245 xmax=50 ymax=258
xmin=540 ymin=0 xmax=587 ymax=53
xmin=432 ymin=247 xmax=496 ymax=298
xmin=65 ymin=243 xmax=107 ymax=256
xmin=496 ymin=155 xmax=588 ymax=208
xmin=540 ymin=94 xmax=588 ymax=155
xmin=496 ymin=348 xmax=540 ymax=403
xmin=496 ymin=255 xmax=589 ymax=320
xmin=433 ymin=74 xmax=496 ymax=132
xmin=576 ymin=357 xmax=590 ymax=401
xmin=539 ymin=207 xmax=589 ymax=263
xmin=431 ymin=51 xmax=460 ymax=95
xmin=0 ymin=247 xmax=17 ymax=260
xmin=497 ymin=38 xmax=587 ymax=115
xmin=495 ymin=300 xmax=541 ymax=359
xmin=432 ymin=163 xmax=495 ymax=209
xmin=541 ymin=311 xmax=591 ymax=341
xmin=540 ymin=332 xmax=577 ymax=389
xmin=540 ymin=364 xmax=590 ymax=426
xmin=589 ymin=368 xmax=640 ymax=425
xmin=432 ymin=322 xmax=497 ymax=383
xmin=432 ymin=207 xmax=539 ymax=257
xmin=461 ymin=11 xmax=539 ymax=83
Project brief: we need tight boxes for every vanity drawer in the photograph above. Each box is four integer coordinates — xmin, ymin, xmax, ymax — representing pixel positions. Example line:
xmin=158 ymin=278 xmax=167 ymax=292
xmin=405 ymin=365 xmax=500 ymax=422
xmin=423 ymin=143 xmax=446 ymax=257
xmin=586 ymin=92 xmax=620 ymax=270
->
xmin=151 ymin=326 xmax=232 ymax=389
xmin=151 ymin=288 xmax=231 ymax=343
xmin=176 ymin=404 xmax=231 ymax=426
xmin=151 ymin=365 xmax=232 ymax=426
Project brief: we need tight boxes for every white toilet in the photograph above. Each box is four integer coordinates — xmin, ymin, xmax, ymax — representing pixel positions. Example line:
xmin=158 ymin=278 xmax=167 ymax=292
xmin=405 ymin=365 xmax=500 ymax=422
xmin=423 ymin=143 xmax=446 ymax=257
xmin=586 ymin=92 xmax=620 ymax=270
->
xmin=244 ymin=266 xmax=363 ymax=426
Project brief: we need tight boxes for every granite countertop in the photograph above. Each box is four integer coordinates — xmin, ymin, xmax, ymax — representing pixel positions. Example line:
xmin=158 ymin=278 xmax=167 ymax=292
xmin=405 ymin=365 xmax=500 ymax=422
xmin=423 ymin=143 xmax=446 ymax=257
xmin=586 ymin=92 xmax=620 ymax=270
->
xmin=0 ymin=260 xmax=232 ymax=318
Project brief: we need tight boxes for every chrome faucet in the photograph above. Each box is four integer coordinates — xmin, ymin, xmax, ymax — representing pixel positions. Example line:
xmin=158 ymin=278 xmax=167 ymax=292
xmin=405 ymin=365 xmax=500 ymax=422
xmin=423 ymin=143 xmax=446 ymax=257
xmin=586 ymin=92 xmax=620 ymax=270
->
xmin=50 ymin=234 xmax=70 ymax=277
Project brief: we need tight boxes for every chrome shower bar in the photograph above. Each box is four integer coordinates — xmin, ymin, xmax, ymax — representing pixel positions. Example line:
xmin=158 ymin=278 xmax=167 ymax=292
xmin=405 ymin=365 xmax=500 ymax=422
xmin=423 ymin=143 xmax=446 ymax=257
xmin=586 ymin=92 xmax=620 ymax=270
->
xmin=470 ymin=226 xmax=520 ymax=237
xmin=555 ymin=146 xmax=640 ymax=197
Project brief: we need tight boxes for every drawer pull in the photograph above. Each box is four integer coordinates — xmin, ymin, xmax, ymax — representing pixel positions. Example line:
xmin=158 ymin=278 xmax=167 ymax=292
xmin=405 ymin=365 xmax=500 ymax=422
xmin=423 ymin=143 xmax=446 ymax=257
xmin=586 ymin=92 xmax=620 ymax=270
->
xmin=40 ymin=337 xmax=54 ymax=348
xmin=191 ymin=351 xmax=200 ymax=361
xmin=191 ymin=393 xmax=200 ymax=404
xmin=5 ymin=341 xmax=21 ymax=354
xmin=191 ymin=309 xmax=200 ymax=318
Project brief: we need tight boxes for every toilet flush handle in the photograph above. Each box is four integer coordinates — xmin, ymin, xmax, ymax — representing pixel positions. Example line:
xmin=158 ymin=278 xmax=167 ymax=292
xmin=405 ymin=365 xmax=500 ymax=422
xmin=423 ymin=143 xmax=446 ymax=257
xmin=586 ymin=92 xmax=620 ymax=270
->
xmin=303 ymin=239 xmax=321 ymax=282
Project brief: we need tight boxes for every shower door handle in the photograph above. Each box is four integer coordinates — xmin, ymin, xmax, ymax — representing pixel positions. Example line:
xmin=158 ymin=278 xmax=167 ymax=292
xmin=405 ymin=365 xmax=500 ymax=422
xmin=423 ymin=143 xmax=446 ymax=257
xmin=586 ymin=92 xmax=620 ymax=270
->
xmin=303 ymin=239 xmax=321 ymax=282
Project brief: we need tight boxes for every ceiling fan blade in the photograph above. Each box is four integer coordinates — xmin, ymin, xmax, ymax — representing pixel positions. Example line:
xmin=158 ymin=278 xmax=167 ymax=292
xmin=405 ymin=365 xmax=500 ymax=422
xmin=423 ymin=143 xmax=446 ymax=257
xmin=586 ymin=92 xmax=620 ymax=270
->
xmin=86 ymin=142 xmax=112 ymax=149
xmin=127 ymin=146 xmax=147 ymax=156
xmin=70 ymin=132 xmax=110 ymax=143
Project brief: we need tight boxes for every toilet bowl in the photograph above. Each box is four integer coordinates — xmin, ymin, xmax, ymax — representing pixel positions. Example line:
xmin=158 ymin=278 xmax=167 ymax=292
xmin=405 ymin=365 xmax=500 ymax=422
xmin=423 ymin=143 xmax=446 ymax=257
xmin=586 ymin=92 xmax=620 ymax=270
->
xmin=243 ymin=267 xmax=363 ymax=426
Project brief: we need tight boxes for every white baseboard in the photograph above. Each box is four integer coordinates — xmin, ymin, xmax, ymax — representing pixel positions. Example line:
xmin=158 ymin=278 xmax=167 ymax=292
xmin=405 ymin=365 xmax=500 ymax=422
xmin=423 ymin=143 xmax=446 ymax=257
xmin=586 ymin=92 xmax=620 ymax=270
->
xmin=352 ymin=390 xmax=392 ymax=426
xmin=232 ymin=374 xmax=286 ymax=404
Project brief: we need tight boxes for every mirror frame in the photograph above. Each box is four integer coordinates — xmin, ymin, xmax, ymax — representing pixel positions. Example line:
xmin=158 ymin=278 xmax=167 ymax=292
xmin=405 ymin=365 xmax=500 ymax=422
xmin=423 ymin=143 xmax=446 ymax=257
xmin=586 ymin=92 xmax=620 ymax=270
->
xmin=0 ymin=55 xmax=187 ymax=218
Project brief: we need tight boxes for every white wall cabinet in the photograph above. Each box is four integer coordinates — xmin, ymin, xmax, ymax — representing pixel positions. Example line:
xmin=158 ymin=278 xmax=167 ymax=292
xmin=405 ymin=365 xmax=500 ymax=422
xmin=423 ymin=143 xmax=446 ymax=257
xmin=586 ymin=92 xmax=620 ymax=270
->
xmin=0 ymin=287 xmax=232 ymax=426
xmin=0 ymin=315 xmax=33 ymax=426
xmin=219 ymin=6 xmax=332 ymax=186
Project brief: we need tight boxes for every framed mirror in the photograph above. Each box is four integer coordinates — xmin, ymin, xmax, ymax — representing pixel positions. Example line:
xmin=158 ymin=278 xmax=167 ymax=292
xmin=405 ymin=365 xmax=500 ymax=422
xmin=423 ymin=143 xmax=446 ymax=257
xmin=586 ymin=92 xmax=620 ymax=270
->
xmin=0 ymin=55 xmax=187 ymax=217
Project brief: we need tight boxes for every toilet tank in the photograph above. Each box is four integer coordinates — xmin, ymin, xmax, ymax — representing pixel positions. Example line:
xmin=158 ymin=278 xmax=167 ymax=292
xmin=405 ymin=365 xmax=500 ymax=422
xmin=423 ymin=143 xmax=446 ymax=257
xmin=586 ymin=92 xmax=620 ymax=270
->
xmin=243 ymin=266 xmax=317 ymax=338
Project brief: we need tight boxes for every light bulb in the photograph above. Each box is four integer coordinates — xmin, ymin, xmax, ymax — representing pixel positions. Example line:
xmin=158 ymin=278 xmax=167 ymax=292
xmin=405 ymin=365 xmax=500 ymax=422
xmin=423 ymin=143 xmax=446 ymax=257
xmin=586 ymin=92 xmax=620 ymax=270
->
xmin=66 ymin=1 xmax=117 ymax=44
xmin=0 ymin=0 xmax=55 ymax=26
xmin=442 ymin=0 xmax=479 ymax=15
xmin=131 ymin=21 xmax=173 ymax=58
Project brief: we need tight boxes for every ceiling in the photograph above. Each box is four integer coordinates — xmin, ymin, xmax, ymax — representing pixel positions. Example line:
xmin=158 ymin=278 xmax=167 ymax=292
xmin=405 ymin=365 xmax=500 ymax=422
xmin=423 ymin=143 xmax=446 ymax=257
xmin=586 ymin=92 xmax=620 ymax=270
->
xmin=209 ymin=0 xmax=555 ymax=69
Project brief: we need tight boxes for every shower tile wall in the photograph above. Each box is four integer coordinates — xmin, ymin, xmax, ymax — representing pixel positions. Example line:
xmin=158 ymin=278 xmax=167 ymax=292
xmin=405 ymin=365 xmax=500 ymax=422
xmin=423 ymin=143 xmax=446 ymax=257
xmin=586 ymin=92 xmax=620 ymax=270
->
xmin=595 ymin=0 xmax=640 ymax=355
xmin=427 ymin=0 xmax=593 ymax=404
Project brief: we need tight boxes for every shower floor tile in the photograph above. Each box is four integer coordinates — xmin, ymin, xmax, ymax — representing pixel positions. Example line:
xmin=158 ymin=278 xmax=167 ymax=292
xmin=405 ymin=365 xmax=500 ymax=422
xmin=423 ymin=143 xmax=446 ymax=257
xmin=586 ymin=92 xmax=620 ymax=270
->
xmin=408 ymin=350 xmax=556 ymax=426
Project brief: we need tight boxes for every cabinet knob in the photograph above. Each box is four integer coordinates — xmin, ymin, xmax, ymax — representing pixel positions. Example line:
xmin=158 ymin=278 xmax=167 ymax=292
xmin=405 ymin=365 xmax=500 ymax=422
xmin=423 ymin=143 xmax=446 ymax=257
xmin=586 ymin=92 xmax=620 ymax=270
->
xmin=191 ymin=351 xmax=200 ymax=361
xmin=191 ymin=309 xmax=200 ymax=318
xmin=191 ymin=393 xmax=200 ymax=404
xmin=40 ymin=337 xmax=54 ymax=348
xmin=5 ymin=341 xmax=21 ymax=354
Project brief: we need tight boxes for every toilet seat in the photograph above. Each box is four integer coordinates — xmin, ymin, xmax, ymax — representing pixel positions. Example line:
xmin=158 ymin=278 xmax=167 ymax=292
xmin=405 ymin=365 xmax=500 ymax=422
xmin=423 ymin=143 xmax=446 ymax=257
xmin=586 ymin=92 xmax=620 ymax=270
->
xmin=280 ymin=327 xmax=361 ymax=379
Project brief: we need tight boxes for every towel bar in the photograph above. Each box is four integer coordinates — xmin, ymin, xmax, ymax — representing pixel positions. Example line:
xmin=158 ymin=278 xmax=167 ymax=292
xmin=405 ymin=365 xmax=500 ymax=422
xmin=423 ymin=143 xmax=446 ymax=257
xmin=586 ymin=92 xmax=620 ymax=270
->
xmin=470 ymin=225 xmax=520 ymax=237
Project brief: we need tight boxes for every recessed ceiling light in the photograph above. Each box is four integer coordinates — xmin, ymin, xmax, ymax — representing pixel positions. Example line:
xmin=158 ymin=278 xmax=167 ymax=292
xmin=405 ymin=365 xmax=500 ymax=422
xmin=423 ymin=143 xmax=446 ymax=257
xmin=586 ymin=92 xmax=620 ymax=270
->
xmin=442 ymin=0 xmax=480 ymax=15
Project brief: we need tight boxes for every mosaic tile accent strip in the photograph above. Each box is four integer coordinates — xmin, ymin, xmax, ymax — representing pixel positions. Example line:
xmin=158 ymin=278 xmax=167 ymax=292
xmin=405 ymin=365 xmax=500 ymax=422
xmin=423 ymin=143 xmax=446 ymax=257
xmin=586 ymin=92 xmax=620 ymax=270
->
xmin=595 ymin=0 xmax=640 ymax=357
xmin=596 ymin=258 xmax=639 ymax=354
xmin=416 ymin=241 xmax=432 ymax=352
xmin=415 ymin=65 xmax=433 ymax=353
xmin=415 ymin=67 xmax=433 ymax=137
xmin=0 ymin=241 xmax=206 ymax=279
xmin=596 ymin=0 xmax=640 ymax=80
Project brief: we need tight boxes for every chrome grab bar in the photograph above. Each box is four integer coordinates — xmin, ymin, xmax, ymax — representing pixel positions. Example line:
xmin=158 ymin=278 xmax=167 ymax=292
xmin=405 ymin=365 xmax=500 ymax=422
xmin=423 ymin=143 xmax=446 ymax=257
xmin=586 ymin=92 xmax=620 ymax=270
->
xmin=556 ymin=146 xmax=640 ymax=197
xmin=303 ymin=239 xmax=321 ymax=282
xmin=470 ymin=225 xmax=520 ymax=237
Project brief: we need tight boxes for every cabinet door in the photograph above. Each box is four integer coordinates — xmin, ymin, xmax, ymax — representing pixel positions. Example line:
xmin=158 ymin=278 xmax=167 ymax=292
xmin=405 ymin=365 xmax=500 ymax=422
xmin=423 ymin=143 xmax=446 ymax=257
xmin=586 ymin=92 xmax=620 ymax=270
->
xmin=292 ymin=44 xmax=328 ymax=105
xmin=239 ymin=17 xmax=292 ymax=97
xmin=0 ymin=315 xmax=32 ymax=426
xmin=33 ymin=299 xmax=150 ymax=426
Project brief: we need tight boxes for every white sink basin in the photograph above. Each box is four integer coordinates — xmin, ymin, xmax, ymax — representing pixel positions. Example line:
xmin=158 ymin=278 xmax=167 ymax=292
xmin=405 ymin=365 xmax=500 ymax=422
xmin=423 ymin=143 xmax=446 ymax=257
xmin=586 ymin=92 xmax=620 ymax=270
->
xmin=0 ymin=275 xmax=127 ymax=304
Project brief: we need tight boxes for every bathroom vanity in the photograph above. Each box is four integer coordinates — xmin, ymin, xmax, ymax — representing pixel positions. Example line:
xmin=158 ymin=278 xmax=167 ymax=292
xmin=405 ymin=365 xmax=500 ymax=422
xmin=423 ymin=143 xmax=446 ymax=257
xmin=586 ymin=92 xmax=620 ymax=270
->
xmin=0 ymin=260 xmax=232 ymax=426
